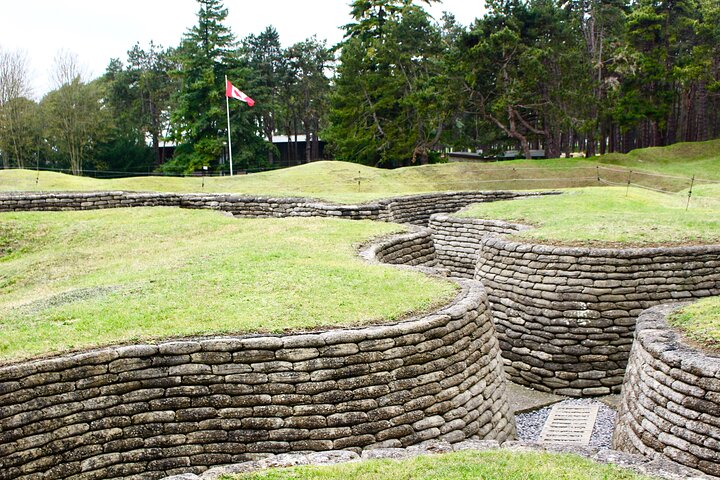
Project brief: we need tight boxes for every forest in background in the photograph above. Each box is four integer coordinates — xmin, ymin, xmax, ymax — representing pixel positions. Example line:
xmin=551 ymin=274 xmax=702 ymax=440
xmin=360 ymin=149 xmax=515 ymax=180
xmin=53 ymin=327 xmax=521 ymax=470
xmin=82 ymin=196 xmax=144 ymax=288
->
xmin=0 ymin=0 xmax=718 ymax=175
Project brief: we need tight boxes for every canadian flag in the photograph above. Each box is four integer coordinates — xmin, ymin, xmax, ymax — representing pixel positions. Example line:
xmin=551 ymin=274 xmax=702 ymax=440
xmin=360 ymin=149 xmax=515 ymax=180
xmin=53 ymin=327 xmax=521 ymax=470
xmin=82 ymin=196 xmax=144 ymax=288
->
xmin=226 ymin=80 xmax=255 ymax=107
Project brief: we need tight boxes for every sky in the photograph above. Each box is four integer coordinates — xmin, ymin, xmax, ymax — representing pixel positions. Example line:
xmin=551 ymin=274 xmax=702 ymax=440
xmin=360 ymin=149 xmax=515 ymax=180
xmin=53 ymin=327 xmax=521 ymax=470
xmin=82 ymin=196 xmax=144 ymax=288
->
xmin=0 ymin=0 xmax=485 ymax=99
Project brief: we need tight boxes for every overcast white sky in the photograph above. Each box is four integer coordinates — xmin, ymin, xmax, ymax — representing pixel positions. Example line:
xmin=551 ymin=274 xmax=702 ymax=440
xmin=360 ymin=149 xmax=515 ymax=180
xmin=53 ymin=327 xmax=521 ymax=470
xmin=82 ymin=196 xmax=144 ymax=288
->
xmin=1 ymin=0 xmax=485 ymax=99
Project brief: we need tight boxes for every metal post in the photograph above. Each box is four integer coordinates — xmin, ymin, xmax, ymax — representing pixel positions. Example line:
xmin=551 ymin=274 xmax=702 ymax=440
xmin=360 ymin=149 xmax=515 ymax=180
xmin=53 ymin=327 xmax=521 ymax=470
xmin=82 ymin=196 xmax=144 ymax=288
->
xmin=626 ymin=170 xmax=632 ymax=197
xmin=225 ymin=75 xmax=234 ymax=177
xmin=686 ymin=175 xmax=695 ymax=211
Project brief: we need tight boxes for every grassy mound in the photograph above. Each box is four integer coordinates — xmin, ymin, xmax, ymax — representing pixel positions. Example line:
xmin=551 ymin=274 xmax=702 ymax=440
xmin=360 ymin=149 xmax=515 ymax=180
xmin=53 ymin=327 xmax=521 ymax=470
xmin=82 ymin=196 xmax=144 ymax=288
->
xmin=224 ymin=450 xmax=655 ymax=480
xmin=459 ymin=187 xmax=720 ymax=246
xmin=0 ymin=208 xmax=456 ymax=361
xmin=670 ymin=297 xmax=720 ymax=351
xmin=0 ymin=159 xmax=602 ymax=202
xmin=3 ymin=142 xmax=719 ymax=202
xmin=602 ymin=139 xmax=720 ymax=180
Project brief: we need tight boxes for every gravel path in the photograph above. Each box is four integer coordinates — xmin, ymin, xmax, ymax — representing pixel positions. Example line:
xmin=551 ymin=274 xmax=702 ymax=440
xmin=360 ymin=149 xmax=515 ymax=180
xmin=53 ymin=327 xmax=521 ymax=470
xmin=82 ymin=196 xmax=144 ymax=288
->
xmin=515 ymin=398 xmax=617 ymax=449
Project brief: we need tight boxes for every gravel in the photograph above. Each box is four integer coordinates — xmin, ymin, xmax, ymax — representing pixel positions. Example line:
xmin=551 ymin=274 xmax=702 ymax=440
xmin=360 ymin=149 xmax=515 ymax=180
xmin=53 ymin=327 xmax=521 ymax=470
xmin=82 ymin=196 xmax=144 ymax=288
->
xmin=515 ymin=398 xmax=617 ymax=449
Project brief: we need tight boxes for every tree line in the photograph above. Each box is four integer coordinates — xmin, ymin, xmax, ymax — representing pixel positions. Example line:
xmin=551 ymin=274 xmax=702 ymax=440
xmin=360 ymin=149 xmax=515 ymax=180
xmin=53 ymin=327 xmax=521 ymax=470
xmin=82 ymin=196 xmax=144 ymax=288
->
xmin=1 ymin=0 xmax=719 ymax=174
xmin=0 ymin=0 xmax=330 ymax=175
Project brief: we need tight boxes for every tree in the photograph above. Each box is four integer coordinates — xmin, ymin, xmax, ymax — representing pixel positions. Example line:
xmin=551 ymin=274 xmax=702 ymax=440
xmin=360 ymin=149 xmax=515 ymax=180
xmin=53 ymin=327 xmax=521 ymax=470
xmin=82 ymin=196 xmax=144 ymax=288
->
xmin=101 ymin=42 xmax=177 ymax=171
xmin=460 ymin=5 xmax=540 ymax=159
xmin=0 ymin=97 xmax=42 ymax=169
xmin=459 ymin=0 xmax=592 ymax=159
xmin=567 ymin=0 xmax=627 ymax=155
xmin=42 ymin=52 xmax=108 ymax=175
xmin=128 ymin=43 xmax=177 ymax=165
xmin=615 ymin=0 xmax=699 ymax=149
xmin=696 ymin=0 xmax=720 ymax=139
xmin=0 ymin=47 xmax=34 ymax=168
xmin=243 ymin=26 xmax=285 ymax=165
xmin=284 ymin=37 xmax=332 ymax=164
xmin=166 ymin=0 xmax=242 ymax=173
xmin=326 ymin=0 xmax=450 ymax=167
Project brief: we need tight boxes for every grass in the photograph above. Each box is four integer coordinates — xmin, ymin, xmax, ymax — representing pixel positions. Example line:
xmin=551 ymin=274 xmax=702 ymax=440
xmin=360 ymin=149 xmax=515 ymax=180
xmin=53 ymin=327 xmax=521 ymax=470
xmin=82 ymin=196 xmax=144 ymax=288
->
xmin=0 ymin=159 xmax=602 ymax=203
xmin=458 ymin=187 xmax=720 ymax=246
xmin=669 ymin=297 xmax=720 ymax=351
xmin=602 ymin=139 xmax=720 ymax=180
xmin=0 ymin=220 xmax=31 ymax=257
xmin=223 ymin=450 xmax=656 ymax=480
xmin=3 ymin=141 xmax=719 ymax=202
xmin=0 ymin=208 xmax=456 ymax=362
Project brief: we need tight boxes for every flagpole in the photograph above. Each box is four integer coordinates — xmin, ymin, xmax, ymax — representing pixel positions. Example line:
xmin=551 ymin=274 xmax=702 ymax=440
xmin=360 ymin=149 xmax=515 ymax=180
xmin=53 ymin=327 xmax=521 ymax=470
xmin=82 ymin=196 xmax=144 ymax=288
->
xmin=225 ymin=75 xmax=234 ymax=176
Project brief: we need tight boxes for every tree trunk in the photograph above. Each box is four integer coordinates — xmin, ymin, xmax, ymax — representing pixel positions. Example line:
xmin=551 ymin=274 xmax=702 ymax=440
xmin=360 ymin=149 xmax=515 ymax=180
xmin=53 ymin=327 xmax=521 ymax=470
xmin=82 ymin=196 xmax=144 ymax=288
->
xmin=304 ymin=121 xmax=311 ymax=164
xmin=312 ymin=119 xmax=320 ymax=160
xmin=520 ymin=136 xmax=531 ymax=160
xmin=545 ymin=129 xmax=561 ymax=159
xmin=585 ymin=130 xmax=596 ymax=158
xmin=565 ymin=130 xmax=573 ymax=158
xmin=651 ymin=120 xmax=661 ymax=147
xmin=620 ymin=129 xmax=630 ymax=154
xmin=263 ymin=113 xmax=275 ymax=165
xmin=695 ymin=81 xmax=708 ymax=141
xmin=285 ymin=123 xmax=293 ymax=166
xmin=266 ymin=132 xmax=274 ymax=165
xmin=152 ymin=133 xmax=161 ymax=166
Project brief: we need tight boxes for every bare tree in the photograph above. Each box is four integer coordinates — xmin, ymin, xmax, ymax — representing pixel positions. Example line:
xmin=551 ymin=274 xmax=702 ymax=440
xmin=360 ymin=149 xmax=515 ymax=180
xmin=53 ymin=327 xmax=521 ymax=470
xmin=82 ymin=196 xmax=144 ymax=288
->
xmin=43 ymin=50 xmax=105 ymax=175
xmin=50 ymin=49 xmax=87 ymax=88
xmin=0 ymin=46 xmax=34 ymax=168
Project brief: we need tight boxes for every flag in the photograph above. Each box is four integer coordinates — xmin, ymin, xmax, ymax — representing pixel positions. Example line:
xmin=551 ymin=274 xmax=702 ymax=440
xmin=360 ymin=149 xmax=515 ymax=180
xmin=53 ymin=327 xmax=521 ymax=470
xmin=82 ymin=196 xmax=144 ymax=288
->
xmin=226 ymin=80 xmax=255 ymax=107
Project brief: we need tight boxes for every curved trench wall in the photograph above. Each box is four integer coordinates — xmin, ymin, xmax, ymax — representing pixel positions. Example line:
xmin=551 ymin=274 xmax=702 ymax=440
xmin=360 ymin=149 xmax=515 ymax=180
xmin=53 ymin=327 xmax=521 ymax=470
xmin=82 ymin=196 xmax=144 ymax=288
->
xmin=0 ymin=190 xmax=553 ymax=226
xmin=381 ymin=191 xmax=554 ymax=225
xmin=613 ymin=304 xmax=720 ymax=477
xmin=429 ymin=214 xmax=527 ymax=278
xmin=362 ymin=228 xmax=437 ymax=268
xmin=0 ymin=227 xmax=515 ymax=480
xmin=475 ymin=236 xmax=720 ymax=396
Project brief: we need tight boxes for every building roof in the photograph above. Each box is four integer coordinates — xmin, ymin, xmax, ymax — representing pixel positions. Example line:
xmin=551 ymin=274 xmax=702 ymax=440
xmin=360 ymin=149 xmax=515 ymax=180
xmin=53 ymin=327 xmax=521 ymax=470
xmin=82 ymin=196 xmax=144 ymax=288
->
xmin=272 ymin=134 xmax=310 ymax=143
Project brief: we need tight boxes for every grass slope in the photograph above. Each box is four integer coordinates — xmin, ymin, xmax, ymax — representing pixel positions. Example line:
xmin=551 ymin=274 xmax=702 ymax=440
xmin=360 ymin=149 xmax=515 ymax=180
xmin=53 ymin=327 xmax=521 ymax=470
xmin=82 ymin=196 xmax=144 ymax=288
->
xmin=224 ymin=450 xmax=655 ymax=480
xmin=0 ymin=208 xmax=456 ymax=361
xmin=670 ymin=297 xmax=720 ymax=350
xmin=1 ymin=159 xmax=602 ymax=203
xmin=602 ymin=139 xmax=720 ymax=180
xmin=3 ymin=141 xmax=719 ymax=201
xmin=459 ymin=187 xmax=720 ymax=246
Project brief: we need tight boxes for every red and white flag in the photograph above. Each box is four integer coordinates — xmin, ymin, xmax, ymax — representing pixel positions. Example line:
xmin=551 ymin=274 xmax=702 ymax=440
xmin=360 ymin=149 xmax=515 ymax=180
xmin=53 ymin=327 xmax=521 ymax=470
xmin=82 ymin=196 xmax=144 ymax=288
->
xmin=226 ymin=80 xmax=255 ymax=107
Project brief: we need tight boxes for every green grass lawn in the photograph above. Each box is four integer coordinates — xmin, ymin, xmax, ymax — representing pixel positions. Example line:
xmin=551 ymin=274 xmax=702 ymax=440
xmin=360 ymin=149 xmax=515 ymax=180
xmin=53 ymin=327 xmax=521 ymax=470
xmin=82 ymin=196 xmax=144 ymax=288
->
xmin=0 ymin=208 xmax=456 ymax=362
xmin=669 ymin=297 xmax=720 ymax=351
xmin=3 ymin=141 xmax=719 ymax=202
xmin=459 ymin=187 xmax=720 ymax=246
xmin=223 ymin=450 xmax=655 ymax=480
xmin=602 ymin=139 xmax=720 ymax=180
xmin=0 ymin=159 xmax=602 ymax=203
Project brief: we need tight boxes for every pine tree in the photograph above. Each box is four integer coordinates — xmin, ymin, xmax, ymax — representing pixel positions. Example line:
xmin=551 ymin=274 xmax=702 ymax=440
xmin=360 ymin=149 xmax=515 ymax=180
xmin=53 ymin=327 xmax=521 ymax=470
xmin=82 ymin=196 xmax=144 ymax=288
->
xmin=165 ymin=0 xmax=243 ymax=173
xmin=242 ymin=27 xmax=285 ymax=165
xmin=284 ymin=37 xmax=332 ymax=164
xmin=326 ymin=0 xmax=448 ymax=167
